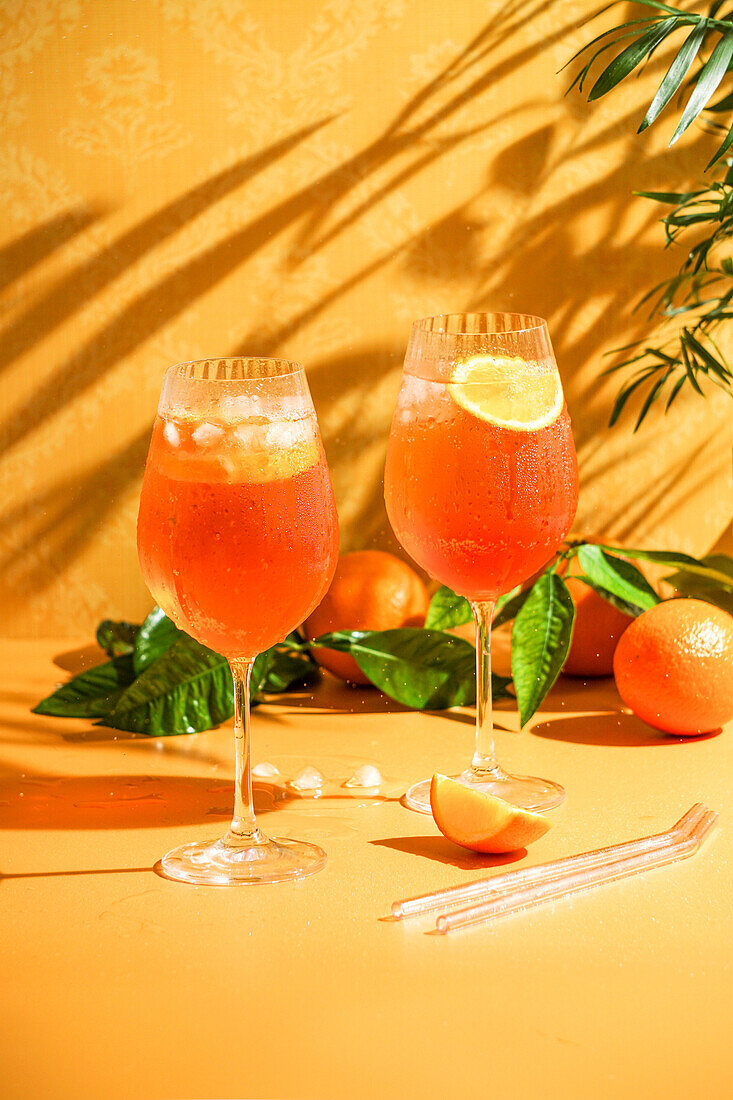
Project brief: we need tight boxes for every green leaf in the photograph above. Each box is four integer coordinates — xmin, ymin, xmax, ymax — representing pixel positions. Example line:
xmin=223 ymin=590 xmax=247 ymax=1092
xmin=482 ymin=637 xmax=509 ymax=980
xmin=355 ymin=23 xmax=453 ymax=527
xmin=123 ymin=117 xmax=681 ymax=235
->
xmin=96 ymin=619 xmax=140 ymax=658
xmin=33 ymin=655 xmax=136 ymax=718
xmin=594 ymin=545 xmax=733 ymax=589
xmin=707 ymin=122 xmax=733 ymax=168
xmin=107 ymin=635 xmax=233 ymax=735
xmin=633 ymin=367 xmax=674 ymax=430
xmin=665 ymin=372 xmax=688 ymax=409
xmin=511 ymin=574 xmax=575 ymax=728
xmin=572 ymin=576 xmax=644 ymax=618
xmin=424 ymin=585 xmax=525 ymax=631
xmin=577 ymin=545 xmax=661 ymax=609
xmin=698 ymin=553 xmax=733 ymax=580
xmin=669 ymin=27 xmax=733 ymax=145
xmin=639 ymin=19 xmax=707 ymax=132
xmin=133 ymin=607 xmax=182 ymax=675
xmin=425 ymin=585 xmax=473 ymax=629
xmin=634 ymin=190 xmax=700 ymax=204
xmin=665 ymin=552 xmax=733 ymax=583
xmin=663 ymin=554 xmax=733 ymax=613
xmin=680 ymin=332 xmax=707 ymax=394
xmin=252 ymin=637 xmax=318 ymax=698
xmin=564 ymin=17 xmax=655 ymax=71
xmin=312 ymin=629 xmax=511 ymax=710
xmin=683 ymin=329 xmax=728 ymax=375
xmin=609 ymin=369 xmax=659 ymax=426
xmin=492 ymin=585 xmax=529 ymax=629
xmin=589 ymin=18 xmax=680 ymax=102
xmin=566 ymin=28 xmax=656 ymax=95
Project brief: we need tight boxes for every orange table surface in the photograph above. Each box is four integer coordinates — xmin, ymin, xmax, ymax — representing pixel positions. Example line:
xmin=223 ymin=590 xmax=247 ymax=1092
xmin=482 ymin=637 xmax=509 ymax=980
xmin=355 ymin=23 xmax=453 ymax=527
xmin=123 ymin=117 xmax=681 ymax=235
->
xmin=1 ymin=636 xmax=731 ymax=1100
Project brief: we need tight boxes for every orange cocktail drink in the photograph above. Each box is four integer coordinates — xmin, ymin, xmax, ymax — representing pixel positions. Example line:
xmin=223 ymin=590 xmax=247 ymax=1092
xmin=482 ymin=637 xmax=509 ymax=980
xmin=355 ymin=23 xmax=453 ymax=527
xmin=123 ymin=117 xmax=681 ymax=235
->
xmin=137 ymin=357 xmax=338 ymax=886
xmin=138 ymin=411 xmax=337 ymax=658
xmin=385 ymin=376 xmax=577 ymax=601
xmin=384 ymin=313 xmax=578 ymax=814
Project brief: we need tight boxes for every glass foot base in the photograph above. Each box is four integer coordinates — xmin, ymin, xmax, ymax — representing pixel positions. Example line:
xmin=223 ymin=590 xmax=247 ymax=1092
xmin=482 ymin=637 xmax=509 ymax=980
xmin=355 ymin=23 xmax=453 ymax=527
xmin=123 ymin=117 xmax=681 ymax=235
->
xmin=404 ymin=769 xmax=565 ymax=815
xmin=160 ymin=833 xmax=327 ymax=885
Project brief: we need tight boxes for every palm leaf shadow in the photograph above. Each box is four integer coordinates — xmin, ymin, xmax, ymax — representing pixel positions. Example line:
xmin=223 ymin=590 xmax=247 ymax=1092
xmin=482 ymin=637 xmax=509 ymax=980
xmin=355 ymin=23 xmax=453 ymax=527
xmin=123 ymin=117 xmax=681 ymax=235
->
xmin=0 ymin=117 xmax=335 ymax=379
xmin=0 ymin=429 xmax=151 ymax=595
xmin=0 ymin=208 xmax=103 ymax=293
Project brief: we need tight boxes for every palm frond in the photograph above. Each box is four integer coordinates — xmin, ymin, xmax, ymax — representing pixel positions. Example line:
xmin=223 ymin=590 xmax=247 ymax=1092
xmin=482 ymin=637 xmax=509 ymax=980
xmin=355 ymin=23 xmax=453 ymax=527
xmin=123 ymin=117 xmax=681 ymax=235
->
xmin=569 ymin=2 xmax=733 ymax=427
xmin=569 ymin=3 xmax=733 ymax=162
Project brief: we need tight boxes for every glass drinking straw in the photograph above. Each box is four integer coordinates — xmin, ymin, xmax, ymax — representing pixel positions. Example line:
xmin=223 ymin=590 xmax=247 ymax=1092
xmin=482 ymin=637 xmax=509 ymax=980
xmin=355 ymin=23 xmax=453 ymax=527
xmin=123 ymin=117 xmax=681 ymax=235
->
xmin=392 ymin=803 xmax=707 ymax=919
xmin=384 ymin=314 xmax=579 ymax=813
xmin=435 ymin=808 xmax=717 ymax=934
xmin=137 ymin=357 xmax=339 ymax=885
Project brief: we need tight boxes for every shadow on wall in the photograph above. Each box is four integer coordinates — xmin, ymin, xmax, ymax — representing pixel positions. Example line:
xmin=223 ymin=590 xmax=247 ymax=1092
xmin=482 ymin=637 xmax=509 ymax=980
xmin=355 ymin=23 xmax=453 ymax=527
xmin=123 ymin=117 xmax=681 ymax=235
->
xmin=0 ymin=430 xmax=151 ymax=617
xmin=0 ymin=0 xmax=716 ymax=606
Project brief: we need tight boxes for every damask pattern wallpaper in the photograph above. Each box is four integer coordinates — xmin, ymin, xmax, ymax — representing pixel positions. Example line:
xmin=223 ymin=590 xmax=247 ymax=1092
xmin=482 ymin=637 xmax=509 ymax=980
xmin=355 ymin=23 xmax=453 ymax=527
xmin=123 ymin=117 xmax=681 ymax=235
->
xmin=0 ymin=0 xmax=730 ymax=634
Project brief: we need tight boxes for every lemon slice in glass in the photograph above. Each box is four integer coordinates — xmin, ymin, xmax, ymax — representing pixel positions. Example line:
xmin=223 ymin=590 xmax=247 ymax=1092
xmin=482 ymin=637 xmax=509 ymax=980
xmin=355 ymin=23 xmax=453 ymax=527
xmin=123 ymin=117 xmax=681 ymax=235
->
xmin=448 ymin=354 xmax=563 ymax=431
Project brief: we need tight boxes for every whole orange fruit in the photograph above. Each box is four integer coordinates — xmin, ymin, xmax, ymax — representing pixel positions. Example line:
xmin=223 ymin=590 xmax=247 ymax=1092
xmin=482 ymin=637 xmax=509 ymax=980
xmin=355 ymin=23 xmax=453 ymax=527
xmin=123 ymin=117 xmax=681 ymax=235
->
xmin=613 ymin=598 xmax=733 ymax=736
xmin=303 ymin=550 xmax=429 ymax=684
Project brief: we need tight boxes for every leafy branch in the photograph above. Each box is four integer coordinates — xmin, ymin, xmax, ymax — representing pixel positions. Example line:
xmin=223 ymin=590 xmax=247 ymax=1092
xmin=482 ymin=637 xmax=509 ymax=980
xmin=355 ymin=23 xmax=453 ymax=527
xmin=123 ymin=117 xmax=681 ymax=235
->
xmin=568 ymin=0 xmax=733 ymax=426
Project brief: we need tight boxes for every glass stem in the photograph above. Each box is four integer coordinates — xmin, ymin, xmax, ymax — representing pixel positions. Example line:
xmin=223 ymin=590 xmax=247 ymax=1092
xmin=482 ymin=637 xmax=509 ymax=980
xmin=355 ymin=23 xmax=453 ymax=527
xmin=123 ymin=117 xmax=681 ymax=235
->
xmin=228 ymin=658 xmax=262 ymax=843
xmin=471 ymin=600 xmax=501 ymax=776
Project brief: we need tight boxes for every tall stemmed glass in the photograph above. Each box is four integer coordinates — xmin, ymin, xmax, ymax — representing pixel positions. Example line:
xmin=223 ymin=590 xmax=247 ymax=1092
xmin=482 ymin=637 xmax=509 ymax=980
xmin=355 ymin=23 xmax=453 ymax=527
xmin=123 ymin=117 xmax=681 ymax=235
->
xmin=137 ymin=358 xmax=339 ymax=884
xmin=384 ymin=314 xmax=578 ymax=813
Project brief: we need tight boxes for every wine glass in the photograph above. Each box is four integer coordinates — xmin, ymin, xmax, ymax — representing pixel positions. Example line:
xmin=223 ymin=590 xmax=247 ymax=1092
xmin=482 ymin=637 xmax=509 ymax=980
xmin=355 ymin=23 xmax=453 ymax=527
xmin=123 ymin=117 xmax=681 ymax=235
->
xmin=384 ymin=314 xmax=578 ymax=813
xmin=137 ymin=357 xmax=339 ymax=883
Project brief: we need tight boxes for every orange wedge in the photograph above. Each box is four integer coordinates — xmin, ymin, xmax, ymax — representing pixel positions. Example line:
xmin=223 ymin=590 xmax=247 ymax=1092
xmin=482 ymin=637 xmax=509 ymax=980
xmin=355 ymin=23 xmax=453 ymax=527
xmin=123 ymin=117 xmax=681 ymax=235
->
xmin=430 ymin=774 xmax=551 ymax=853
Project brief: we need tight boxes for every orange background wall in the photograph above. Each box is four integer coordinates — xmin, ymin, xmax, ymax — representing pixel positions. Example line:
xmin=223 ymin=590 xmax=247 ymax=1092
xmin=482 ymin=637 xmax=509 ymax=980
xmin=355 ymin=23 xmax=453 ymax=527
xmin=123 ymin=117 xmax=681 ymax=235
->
xmin=1 ymin=0 xmax=731 ymax=636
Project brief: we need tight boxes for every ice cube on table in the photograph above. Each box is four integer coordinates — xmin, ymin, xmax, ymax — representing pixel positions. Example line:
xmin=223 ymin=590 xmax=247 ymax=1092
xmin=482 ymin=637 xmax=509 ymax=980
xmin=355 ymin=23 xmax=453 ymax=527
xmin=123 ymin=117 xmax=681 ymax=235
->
xmin=162 ymin=420 xmax=180 ymax=447
xmin=252 ymin=762 xmax=280 ymax=778
xmin=343 ymin=764 xmax=382 ymax=789
xmin=289 ymin=766 xmax=324 ymax=791
xmin=192 ymin=422 xmax=225 ymax=447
